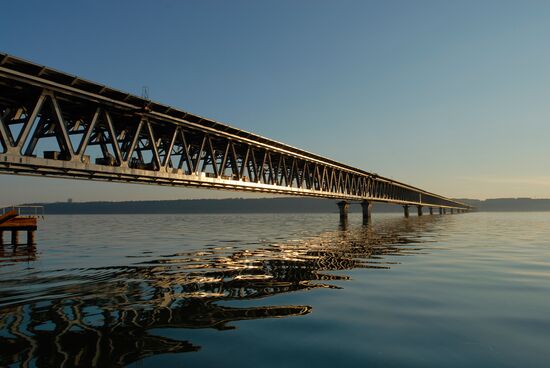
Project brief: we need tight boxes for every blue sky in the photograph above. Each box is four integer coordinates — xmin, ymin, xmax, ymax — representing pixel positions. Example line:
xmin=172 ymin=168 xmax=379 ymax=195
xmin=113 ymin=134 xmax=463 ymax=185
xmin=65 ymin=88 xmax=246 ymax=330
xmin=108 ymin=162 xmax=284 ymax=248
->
xmin=1 ymin=0 xmax=550 ymax=203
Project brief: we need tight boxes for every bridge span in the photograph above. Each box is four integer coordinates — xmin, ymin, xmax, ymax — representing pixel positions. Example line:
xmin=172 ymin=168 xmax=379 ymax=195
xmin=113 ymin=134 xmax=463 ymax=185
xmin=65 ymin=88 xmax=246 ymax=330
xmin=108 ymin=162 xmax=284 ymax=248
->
xmin=0 ymin=53 xmax=471 ymax=222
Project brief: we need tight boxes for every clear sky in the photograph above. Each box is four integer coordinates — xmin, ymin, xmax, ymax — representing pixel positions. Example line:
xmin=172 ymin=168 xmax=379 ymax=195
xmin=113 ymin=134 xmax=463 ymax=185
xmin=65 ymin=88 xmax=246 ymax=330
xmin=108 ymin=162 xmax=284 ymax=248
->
xmin=1 ymin=0 xmax=550 ymax=203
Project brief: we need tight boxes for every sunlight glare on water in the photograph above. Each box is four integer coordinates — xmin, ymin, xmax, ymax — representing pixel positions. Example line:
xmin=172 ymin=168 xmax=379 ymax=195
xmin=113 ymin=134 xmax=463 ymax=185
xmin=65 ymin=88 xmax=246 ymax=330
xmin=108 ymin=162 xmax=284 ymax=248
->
xmin=0 ymin=212 xmax=549 ymax=367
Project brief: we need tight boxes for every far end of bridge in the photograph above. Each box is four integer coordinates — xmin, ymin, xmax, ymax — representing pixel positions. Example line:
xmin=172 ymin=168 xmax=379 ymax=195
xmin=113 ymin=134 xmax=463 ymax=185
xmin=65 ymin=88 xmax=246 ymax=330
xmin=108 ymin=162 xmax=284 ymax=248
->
xmin=337 ymin=200 xmax=472 ymax=227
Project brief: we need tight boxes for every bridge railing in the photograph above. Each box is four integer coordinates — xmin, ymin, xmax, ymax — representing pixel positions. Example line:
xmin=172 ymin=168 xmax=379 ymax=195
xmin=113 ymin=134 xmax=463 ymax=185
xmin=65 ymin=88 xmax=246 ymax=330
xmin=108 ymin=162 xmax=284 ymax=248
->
xmin=0 ymin=205 xmax=44 ymax=217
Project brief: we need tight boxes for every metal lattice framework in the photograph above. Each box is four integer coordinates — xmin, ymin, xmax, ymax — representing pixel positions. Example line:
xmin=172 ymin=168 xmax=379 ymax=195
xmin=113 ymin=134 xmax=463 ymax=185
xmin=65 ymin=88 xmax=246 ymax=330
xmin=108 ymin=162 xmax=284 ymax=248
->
xmin=0 ymin=53 xmax=470 ymax=210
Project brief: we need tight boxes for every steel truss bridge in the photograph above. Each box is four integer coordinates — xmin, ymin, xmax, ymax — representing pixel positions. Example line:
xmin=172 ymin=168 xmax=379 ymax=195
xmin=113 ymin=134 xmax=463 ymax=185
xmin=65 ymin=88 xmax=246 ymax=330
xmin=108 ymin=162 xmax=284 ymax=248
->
xmin=0 ymin=53 xmax=471 ymax=216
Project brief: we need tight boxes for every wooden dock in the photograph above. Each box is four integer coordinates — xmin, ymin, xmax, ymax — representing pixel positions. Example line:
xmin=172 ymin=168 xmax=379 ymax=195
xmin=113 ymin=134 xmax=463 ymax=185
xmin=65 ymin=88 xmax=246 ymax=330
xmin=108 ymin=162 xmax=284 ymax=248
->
xmin=0 ymin=207 xmax=42 ymax=246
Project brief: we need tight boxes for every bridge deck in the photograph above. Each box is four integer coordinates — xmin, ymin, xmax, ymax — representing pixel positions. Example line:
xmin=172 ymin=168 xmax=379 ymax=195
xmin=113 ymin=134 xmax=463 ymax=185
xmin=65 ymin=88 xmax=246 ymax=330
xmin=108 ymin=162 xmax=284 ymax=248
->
xmin=0 ymin=217 xmax=37 ymax=231
xmin=0 ymin=52 xmax=471 ymax=210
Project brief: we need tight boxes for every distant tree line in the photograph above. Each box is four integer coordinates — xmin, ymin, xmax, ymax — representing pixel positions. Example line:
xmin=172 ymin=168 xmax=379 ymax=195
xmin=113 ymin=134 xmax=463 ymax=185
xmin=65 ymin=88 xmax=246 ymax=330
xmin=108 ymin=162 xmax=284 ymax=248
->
xmin=28 ymin=197 xmax=550 ymax=214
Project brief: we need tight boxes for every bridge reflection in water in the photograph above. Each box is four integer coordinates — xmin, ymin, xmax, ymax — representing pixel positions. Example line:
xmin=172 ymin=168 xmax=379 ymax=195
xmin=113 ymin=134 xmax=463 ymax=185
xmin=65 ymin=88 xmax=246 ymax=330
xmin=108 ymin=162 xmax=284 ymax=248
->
xmin=0 ymin=216 xmax=438 ymax=367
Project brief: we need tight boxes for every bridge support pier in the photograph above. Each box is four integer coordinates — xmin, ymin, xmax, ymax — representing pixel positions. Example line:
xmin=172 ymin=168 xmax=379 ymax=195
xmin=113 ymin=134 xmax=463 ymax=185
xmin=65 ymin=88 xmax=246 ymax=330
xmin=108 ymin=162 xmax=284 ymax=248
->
xmin=417 ymin=206 xmax=423 ymax=216
xmin=403 ymin=205 xmax=409 ymax=218
xmin=11 ymin=231 xmax=18 ymax=245
xmin=429 ymin=207 xmax=433 ymax=215
xmin=438 ymin=208 xmax=443 ymax=215
xmin=361 ymin=200 xmax=372 ymax=225
xmin=451 ymin=209 xmax=454 ymax=214
xmin=0 ymin=231 xmax=3 ymax=246
xmin=27 ymin=230 xmax=35 ymax=245
xmin=337 ymin=201 xmax=349 ymax=222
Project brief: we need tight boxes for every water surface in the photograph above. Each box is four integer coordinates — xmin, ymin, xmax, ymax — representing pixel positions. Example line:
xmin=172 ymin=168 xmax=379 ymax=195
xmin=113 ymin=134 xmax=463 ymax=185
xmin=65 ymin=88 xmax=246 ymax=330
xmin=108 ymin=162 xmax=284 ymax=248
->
xmin=1 ymin=212 xmax=549 ymax=367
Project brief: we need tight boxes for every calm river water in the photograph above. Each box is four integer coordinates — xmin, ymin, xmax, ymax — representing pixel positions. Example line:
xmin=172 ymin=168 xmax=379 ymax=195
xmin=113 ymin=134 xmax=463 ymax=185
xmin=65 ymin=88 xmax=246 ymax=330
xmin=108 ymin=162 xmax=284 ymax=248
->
xmin=1 ymin=212 xmax=549 ymax=367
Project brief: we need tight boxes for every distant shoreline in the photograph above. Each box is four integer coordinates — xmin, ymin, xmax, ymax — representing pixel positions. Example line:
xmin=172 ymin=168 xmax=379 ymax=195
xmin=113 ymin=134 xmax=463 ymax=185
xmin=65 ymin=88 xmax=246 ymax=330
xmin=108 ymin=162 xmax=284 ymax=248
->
xmin=25 ymin=197 xmax=550 ymax=214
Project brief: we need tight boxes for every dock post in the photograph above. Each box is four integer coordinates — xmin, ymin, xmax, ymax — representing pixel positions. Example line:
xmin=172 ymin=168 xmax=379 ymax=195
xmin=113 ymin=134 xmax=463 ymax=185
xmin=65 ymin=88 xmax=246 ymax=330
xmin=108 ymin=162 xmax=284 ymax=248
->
xmin=429 ymin=207 xmax=433 ymax=215
xmin=403 ymin=205 xmax=409 ymax=218
xmin=417 ymin=206 xmax=423 ymax=216
xmin=337 ymin=201 xmax=349 ymax=222
xmin=11 ymin=231 xmax=18 ymax=245
xmin=361 ymin=200 xmax=372 ymax=225
xmin=27 ymin=230 xmax=35 ymax=245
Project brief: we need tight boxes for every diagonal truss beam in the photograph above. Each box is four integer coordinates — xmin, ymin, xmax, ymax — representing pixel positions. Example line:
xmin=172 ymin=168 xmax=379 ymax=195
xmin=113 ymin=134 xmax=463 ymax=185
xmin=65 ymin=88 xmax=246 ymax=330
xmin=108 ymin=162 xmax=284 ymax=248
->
xmin=0 ymin=53 xmax=472 ymax=210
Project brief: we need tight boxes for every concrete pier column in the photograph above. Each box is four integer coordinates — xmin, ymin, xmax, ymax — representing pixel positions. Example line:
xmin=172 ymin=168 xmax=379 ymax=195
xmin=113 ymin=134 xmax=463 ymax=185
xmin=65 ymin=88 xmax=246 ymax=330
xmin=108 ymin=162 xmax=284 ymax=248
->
xmin=0 ymin=231 xmax=3 ymax=246
xmin=439 ymin=207 xmax=443 ymax=215
xmin=337 ymin=201 xmax=349 ymax=222
xmin=450 ymin=208 xmax=454 ymax=214
xmin=403 ymin=205 xmax=410 ymax=218
xmin=361 ymin=200 xmax=372 ymax=225
xmin=417 ymin=206 xmax=423 ymax=216
xmin=11 ymin=231 xmax=18 ymax=245
xmin=27 ymin=231 xmax=35 ymax=245
xmin=429 ymin=207 xmax=434 ymax=215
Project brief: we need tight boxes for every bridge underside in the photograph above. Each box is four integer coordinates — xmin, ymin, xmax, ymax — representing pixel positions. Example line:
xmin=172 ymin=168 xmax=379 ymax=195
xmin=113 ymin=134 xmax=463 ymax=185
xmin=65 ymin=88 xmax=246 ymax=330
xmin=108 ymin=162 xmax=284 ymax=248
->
xmin=0 ymin=53 xmax=470 ymax=211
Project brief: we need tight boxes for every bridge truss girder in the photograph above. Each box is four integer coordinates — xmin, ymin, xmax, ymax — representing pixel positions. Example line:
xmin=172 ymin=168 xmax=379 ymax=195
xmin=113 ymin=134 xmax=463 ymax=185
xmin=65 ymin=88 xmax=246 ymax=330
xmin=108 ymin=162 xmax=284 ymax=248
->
xmin=0 ymin=53 xmax=470 ymax=210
